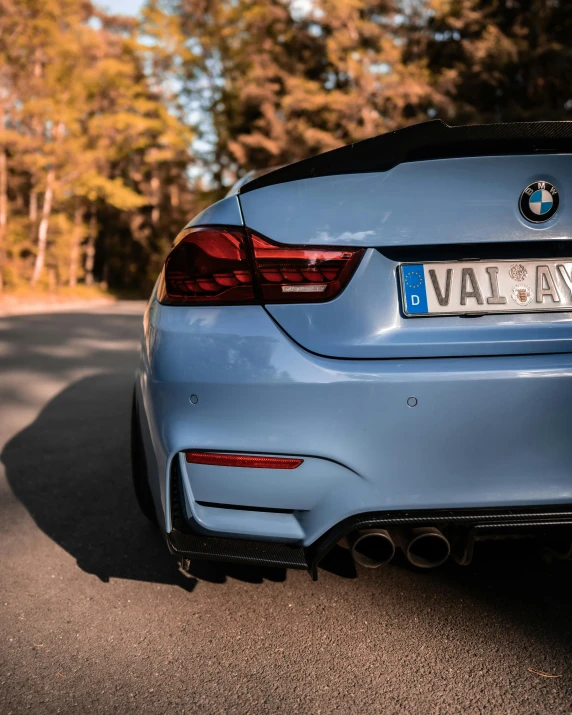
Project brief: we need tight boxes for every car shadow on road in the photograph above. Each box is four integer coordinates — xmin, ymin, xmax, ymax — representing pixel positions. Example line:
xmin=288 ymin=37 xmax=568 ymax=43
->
xmin=428 ymin=539 xmax=572 ymax=632
xmin=1 ymin=372 xmax=286 ymax=590
xmin=406 ymin=542 xmax=572 ymax=680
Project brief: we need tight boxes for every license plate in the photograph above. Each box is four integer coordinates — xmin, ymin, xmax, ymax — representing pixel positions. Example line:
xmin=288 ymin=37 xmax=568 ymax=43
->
xmin=400 ymin=259 xmax=572 ymax=316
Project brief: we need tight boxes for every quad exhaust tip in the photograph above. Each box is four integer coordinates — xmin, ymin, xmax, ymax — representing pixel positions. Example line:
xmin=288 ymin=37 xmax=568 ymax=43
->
xmin=405 ymin=527 xmax=451 ymax=569
xmin=348 ymin=526 xmax=451 ymax=570
xmin=349 ymin=528 xmax=396 ymax=568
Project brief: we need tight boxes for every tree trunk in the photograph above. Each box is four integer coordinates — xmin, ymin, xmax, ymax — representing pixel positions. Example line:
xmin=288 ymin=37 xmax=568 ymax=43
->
xmin=47 ymin=267 xmax=56 ymax=294
xmin=30 ymin=121 xmax=63 ymax=288
xmin=150 ymin=169 xmax=160 ymax=224
xmin=0 ymin=103 xmax=7 ymax=293
xmin=169 ymin=183 xmax=180 ymax=208
xmin=30 ymin=167 xmax=55 ymax=287
xmin=29 ymin=189 xmax=38 ymax=223
xmin=68 ymin=204 xmax=84 ymax=288
xmin=84 ymin=210 xmax=97 ymax=286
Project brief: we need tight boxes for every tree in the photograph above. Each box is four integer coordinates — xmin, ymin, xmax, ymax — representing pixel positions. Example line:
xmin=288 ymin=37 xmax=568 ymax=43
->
xmin=425 ymin=0 xmax=572 ymax=123
xmin=0 ymin=0 xmax=195 ymax=293
xmin=155 ymin=0 xmax=434 ymax=191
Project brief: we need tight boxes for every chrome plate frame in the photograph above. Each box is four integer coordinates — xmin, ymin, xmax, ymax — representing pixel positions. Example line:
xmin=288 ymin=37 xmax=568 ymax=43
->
xmin=399 ymin=258 xmax=572 ymax=318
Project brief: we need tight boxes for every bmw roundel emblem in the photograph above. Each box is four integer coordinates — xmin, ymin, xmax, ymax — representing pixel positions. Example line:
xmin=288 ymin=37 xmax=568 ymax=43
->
xmin=519 ymin=180 xmax=559 ymax=223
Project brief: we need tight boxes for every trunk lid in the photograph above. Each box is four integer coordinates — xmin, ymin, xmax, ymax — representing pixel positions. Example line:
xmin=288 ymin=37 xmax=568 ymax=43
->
xmin=239 ymin=152 xmax=572 ymax=359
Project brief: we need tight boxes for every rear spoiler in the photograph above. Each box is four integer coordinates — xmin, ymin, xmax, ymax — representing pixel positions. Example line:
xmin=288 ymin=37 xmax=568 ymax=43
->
xmin=240 ymin=119 xmax=572 ymax=194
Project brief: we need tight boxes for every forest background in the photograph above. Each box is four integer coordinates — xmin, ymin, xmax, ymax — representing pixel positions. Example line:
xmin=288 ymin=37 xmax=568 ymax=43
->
xmin=1 ymin=0 xmax=570 ymax=298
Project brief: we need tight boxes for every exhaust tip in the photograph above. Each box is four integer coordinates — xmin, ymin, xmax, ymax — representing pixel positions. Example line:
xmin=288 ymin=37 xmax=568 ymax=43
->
xmin=350 ymin=529 xmax=395 ymax=568
xmin=406 ymin=527 xmax=450 ymax=569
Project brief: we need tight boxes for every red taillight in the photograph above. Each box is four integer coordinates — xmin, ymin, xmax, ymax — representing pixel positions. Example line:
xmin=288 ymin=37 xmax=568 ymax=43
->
xmin=185 ymin=451 xmax=303 ymax=469
xmin=250 ymin=233 xmax=364 ymax=303
xmin=159 ymin=227 xmax=255 ymax=305
xmin=158 ymin=226 xmax=364 ymax=305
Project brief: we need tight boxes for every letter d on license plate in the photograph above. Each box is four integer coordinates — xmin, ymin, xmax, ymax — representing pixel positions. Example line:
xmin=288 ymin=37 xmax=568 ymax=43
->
xmin=400 ymin=259 xmax=572 ymax=317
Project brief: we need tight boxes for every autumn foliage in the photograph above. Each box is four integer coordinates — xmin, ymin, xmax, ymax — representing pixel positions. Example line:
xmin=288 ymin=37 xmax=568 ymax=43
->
xmin=1 ymin=0 xmax=571 ymax=296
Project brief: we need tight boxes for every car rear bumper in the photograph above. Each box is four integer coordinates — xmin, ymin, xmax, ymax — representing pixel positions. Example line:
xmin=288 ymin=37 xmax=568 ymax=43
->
xmin=137 ymin=300 xmax=572 ymax=547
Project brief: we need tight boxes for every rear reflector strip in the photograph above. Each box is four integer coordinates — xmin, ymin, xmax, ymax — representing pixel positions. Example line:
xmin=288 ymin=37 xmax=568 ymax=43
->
xmin=185 ymin=451 xmax=303 ymax=469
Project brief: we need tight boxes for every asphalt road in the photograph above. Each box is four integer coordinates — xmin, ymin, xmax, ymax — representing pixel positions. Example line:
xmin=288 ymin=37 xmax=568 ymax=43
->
xmin=2 ymin=302 xmax=572 ymax=714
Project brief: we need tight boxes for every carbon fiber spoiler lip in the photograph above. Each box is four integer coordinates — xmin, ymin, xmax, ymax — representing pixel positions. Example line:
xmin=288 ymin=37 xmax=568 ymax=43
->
xmin=240 ymin=119 xmax=572 ymax=194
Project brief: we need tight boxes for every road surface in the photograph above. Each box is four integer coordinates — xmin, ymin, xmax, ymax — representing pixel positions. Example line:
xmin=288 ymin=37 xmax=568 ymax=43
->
xmin=1 ymin=302 xmax=572 ymax=714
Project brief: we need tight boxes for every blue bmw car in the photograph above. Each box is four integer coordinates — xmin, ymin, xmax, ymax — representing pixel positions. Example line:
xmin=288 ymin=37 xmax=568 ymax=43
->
xmin=132 ymin=119 xmax=572 ymax=577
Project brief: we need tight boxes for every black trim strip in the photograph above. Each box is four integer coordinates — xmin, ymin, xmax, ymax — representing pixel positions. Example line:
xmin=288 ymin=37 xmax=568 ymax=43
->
xmin=379 ymin=241 xmax=572 ymax=263
xmin=195 ymin=501 xmax=295 ymax=515
xmin=240 ymin=119 xmax=572 ymax=194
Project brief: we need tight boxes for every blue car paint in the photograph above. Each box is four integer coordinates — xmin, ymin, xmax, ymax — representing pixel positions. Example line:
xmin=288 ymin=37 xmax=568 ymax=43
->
xmin=185 ymin=194 xmax=243 ymax=228
xmin=184 ymin=453 xmax=352 ymax=511
xmin=136 ymin=152 xmax=572 ymax=547
xmin=136 ymin=301 xmax=572 ymax=546
xmin=238 ymin=155 xmax=571 ymax=246
xmin=265 ymin=248 xmax=572 ymax=359
xmin=178 ymin=452 xmax=306 ymax=541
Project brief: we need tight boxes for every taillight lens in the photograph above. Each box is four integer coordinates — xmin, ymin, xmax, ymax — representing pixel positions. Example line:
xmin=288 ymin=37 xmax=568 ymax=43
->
xmin=250 ymin=233 xmax=364 ymax=303
xmin=159 ymin=227 xmax=255 ymax=305
xmin=158 ymin=226 xmax=364 ymax=305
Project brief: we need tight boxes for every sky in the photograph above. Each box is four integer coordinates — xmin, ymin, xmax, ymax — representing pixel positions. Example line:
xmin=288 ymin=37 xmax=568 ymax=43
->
xmin=102 ymin=0 xmax=314 ymax=18
xmin=101 ymin=0 xmax=144 ymax=15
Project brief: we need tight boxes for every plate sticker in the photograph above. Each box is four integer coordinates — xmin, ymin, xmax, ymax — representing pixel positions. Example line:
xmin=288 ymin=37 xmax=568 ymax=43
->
xmin=401 ymin=264 xmax=428 ymax=314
